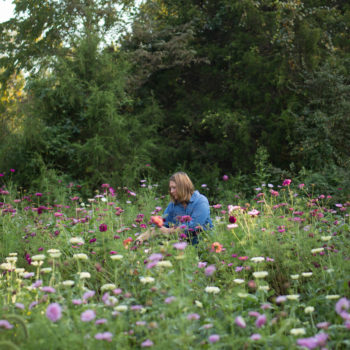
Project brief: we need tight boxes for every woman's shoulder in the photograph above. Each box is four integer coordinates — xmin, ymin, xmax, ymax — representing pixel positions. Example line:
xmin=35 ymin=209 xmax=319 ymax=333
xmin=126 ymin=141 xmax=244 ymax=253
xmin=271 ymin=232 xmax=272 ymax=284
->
xmin=191 ymin=191 xmax=209 ymax=204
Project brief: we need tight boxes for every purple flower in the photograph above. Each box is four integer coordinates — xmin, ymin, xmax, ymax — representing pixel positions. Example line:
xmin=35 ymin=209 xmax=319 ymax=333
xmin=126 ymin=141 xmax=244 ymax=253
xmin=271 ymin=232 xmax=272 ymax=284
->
xmin=173 ymin=242 xmax=187 ymax=250
xmin=148 ymin=253 xmax=163 ymax=262
xmin=255 ymin=314 xmax=267 ymax=328
xmin=235 ymin=316 xmax=246 ymax=328
xmin=205 ymin=264 xmax=216 ymax=276
xmin=0 ymin=320 xmax=13 ymax=329
xmin=99 ymin=223 xmax=108 ymax=232
xmin=335 ymin=297 xmax=349 ymax=320
xmin=46 ymin=303 xmax=62 ymax=322
xmin=141 ymin=339 xmax=154 ymax=347
xmin=208 ymin=334 xmax=220 ymax=343
xmin=95 ymin=318 xmax=107 ymax=325
xmin=81 ymin=309 xmax=96 ymax=322
xmin=32 ymin=280 xmax=43 ymax=288
xmin=296 ymin=333 xmax=328 ymax=349
xmin=187 ymin=313 xmax=200 ymax=320
xmin=276 ymin=295 xmax=287 ymax=304
xmin=72 ymin=299 xmax=83 ymax=305
xmin=41 ymin=286 xmax=56 ymax=293
xmin=165 ymin=296 xmax=176 ymax=304
xmin=29 ymin=301 xmax=38 ymax=310
xmin=316 ymin=322 xmax=330 ymax=329
xmin=250 ymin=333 xmax=261 ymax=340
xmin=198 ymin=262 xmax=207 ymax=268
xmin=95 ymin=332 xmax=113 ymax=341
xmin=15 ymin=303 xmax=25 ymax=310
xmin=83 ymin=290 xmax=95 ymax=300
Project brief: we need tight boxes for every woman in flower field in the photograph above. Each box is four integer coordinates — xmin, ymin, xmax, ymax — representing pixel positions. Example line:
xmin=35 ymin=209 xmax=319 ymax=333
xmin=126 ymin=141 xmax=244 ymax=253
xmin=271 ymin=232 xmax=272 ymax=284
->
xmin=136 ymin=172 xmax=212 ymax=245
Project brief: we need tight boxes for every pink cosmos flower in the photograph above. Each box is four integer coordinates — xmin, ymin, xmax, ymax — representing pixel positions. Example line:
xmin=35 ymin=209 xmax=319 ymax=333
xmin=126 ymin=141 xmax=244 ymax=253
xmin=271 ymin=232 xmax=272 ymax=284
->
xmin=255 ymin=314 xmax=267 ymax=328
xmin=282 ymin=179 xmax=292 ymax=186
xmin=95 ymin=332 xmax=113 ymax=341
xmin=141 ymin=339 xmax=154 ymax=347
xmin=235 ymin=316 xmax=246 ymax=328
xmin=208 ymin=334 xmax=220 ymax=343
xmin=187 ymin=313 xmax=200 ymax=320
xmin=205 ymin=265 xmax=216 ymax=276
xmin=198 ymin=262 xmax=207 ymax=268
xmin=173 ymin=242 xmax=187 ymax=250
xmin=248 ymin=209 xmax=260 ymax=217
xmin=81 ymin=309 xmax=96 ymax=322
xmin=46 ymin=303 xmax=62 ymax=322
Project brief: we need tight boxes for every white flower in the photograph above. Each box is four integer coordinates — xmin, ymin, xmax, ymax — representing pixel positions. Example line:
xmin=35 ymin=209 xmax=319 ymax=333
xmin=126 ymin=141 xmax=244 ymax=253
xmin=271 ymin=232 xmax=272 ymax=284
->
xmin=301 ymin=272 xmax=313 ymax=277
xmin=79 ymin=272 xmax=91 ymax=279
xmin=9 ymin=252 xmax=18 ymax=256
xmin=114 ymin=305 xmax=128 ymax=312
xmin=6 ymin=257 xmax=17 ymax=263
xmin=290 ymin=328 xmax=306 ymax=336
xmin=156 ymin=261 xmax=173 ymax=268
xmin=253 ymin=271 xmax=268 ymax=279
xmin=110 ymin=255 xmax=123 ymax=261
xmin=15 ymin=268 xmax=25 ymax=274
xmin=205 ymin=286 xmax=220 ymax=294
xmin=311 ymin=248 xmax=324 ymax=254
xmin=321 ymin=236 xmax=332 ymax=241
xmin=101 ymin=283 xmax=116 ymax=291
xmin=31 ymin=254 xmax=46 ymax=261
xmin=48 ymin=249 xmax=61 ymax=258
xmin=286 ymin=294 xmax=300 ymax=300
xmin=0 ymin=263 xmax=13 ymax=270
xmin=237 ymin=292 xmax=249 ymax=298
xmin=73 ymin=253 xmax=88 ymax=260
xmin=31 ymin=261 xmax=43 ymax=266
xmin=195 ymin=300 xmax=203 ymax=308
xmin=258 ymin=285 xmax=270 ymax=291
xmin=325 ymin=295 xmax=340 ymax=300
xmin=62 ymin=280 xmax=75 ymax=286
xmin=41 ymin=267 xmax=52 ymax=274
xmin=233 ymin=279 xmax=245 ymax=284
xmin=140 ymin=276 xmax=155 ymax=284
xmin=251 ymin=257 xmax=265 ymax=263
xmin=291 ymin=274 xmax=300 ymax=280
xmin=69 ymin=237 xmax=85 ymax=245
xmin=304 ymin=306 xmax=315 ymax=314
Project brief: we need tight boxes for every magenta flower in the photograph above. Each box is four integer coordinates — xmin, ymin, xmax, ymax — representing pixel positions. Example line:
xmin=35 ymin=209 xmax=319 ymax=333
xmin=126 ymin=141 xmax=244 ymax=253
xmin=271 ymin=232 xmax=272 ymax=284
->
xmin=198 ymin=261 xmax=207 ymax=268
xmin=0 ymin=320 xmax=13 ymax=329
xmin=208 ymin=334 xmax=220 ymax=343
xmin=81 ymin=309 xmax=96 ymax=322
xmin=282 ymin=179 xmax=292 ymax=186
xmin=10 ymin=169 xmax=15 ymax=172
xmin=229 ymin=215 xmax=237 ymax=223
xmin=255 ymin=314 xmax=267 ymax=328
xmin=235 ymin=316 xmax=246 ymax=328
xmin=46 ymin=303 xmax=62 ymax=322
xmin=95 ymin=332 xmax=113 ymax=341
xmin=141 ymin=339 xmax=154 ymax=347
xmin=205 ymin=264 xmax=216 ymax=276
xmin=222 ymin=175 xmax=229 ymax=181
xmin=99 ymin=223 xmax=108 ymax=232
xmin=173 ymin=242 xmax=187 ymax=250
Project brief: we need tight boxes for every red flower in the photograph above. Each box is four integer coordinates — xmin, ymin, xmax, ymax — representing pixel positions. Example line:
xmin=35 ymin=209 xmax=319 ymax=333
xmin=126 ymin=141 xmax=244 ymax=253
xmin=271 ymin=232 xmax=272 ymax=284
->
xmin=229 ymin=215 xmax=237 ymax=224
xmin=99 ymin=223 xmax=108 ymax=232
xmin=123 ymin=237 xmax=133 ymax=249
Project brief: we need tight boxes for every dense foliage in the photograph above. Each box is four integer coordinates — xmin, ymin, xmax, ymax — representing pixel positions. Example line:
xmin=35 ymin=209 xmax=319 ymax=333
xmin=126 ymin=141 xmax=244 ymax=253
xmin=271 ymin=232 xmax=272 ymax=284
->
xmin=0 ymin=0 xmax=349 ymax=196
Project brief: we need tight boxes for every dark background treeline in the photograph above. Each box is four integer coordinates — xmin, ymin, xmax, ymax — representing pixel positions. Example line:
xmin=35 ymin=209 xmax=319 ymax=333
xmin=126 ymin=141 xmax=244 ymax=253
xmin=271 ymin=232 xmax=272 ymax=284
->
xmin=0 ymin=0 xmax=349 ymax=199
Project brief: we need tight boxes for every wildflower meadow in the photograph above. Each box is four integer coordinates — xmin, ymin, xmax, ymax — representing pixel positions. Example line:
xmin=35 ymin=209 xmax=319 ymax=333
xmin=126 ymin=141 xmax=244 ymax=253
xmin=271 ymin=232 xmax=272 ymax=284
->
xmin=0 ymin=177 xmax=349 ymax=349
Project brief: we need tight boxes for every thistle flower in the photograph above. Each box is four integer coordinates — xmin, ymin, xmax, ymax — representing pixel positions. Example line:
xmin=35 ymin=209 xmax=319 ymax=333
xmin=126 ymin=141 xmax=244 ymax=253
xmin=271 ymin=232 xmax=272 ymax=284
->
xmin=81 ymin=309 xmax=96 ymax=322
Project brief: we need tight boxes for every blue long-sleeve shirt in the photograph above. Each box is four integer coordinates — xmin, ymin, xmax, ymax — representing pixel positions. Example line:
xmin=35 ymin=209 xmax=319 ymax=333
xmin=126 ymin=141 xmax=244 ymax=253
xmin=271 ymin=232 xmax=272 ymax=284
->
xmin=162 ymin=190 xmax=213 ymax=238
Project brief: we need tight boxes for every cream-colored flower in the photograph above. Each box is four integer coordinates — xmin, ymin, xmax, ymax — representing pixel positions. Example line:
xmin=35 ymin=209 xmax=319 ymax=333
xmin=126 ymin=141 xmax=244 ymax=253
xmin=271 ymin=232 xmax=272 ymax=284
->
xmin=302 ymin=272 xmax=313 ymax=277
xmin=290 ymin=328 xmax=306 ymax=336
xmin=114 ymin=305 xmax=128 ymax=312
xmin=15 ymin=268 xmax=25 ymax=274
xmin=156 ymin=261 xmax=173 ymax=268
xmin=291 ymin=274 xmax=300 ymax=280
xmin=237 ymin=292 xmax=249 ymax=298
xmin=62 ymin=280 xmax=75 ymax=286
xmin=286 ymin=294 xmax=300 ymax=300
xmin=79 ymin=272 xmax=91 ymax=279
xmin=311 ymin=248 xmax=324 ymax=254
xmin=195 ymin=300 xmax=203 ymax=308
xmin=0 ymin=263 xmax=13 ymax=270
xmin=253 ymin=271 xmax=268 ymax=279
xmin=31 ymin=261 xmax=44 ymax=266
xmin=9 ymin=252 xmax=18 ymax=256
xmin=48 ymin=249 xmax=62 ymax=258
xmin=321 ymin=236 xmax=332 ymax=241
xmin=110 ymin=255 xmax=123 ymax=261
xmin=140 ymin=276 xmax=155 ymax=284
xmin=69 ymin=237 xmax=85 ymax=245
xmin=31 ymin=254 xmax=46 ymax=261
xmin=233 ymin=279 xmax=245 ymax=284
xmin=101 ymin=283 xmax=116 ymax=291
xmin=6 ymin=257 xmax=17 ymax=263
xmin=41 ymin=267 xmax=52 ymax=274
xmin=304 ymin=306 xmax=315 ymax=314
xmin=205 ymin=286 xmax=220 ymax=294
xmin=73 ymin=253 xmax=88 ymax=260
xmin=325 ymin=295 xmax=340 ymax=300
xmin=251 ymin=257 xmax=265 ymax=263
xmin=258 ymin=285 xmax=270 ymax=291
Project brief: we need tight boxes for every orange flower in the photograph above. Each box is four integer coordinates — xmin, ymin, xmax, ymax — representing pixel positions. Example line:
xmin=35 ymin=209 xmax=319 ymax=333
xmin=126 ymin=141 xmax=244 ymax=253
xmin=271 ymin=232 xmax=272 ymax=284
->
xmin=123 ymin=237 xmax=133 ymax=249
xmin=211 ymin=242 xmax=223 ymax=253
xmin=151 ymin=216 xmax=163 ymax=228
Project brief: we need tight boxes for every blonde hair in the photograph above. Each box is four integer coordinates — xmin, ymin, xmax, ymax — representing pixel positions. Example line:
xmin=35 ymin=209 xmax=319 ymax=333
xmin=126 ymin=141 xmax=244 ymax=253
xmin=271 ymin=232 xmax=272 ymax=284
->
xmin=169 ymin=172 xmax=194 ymax=203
